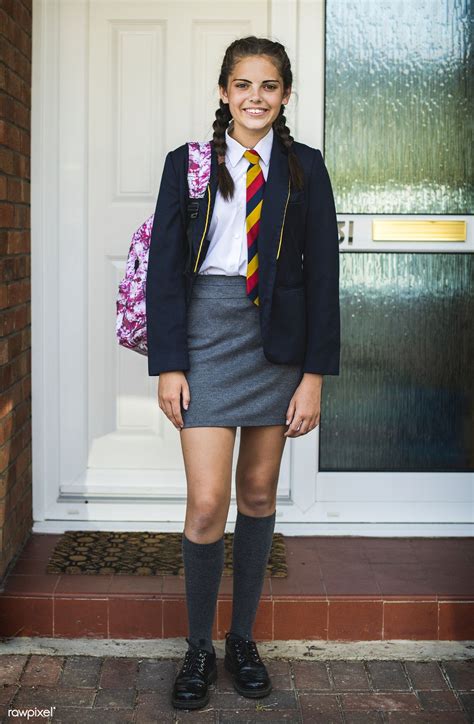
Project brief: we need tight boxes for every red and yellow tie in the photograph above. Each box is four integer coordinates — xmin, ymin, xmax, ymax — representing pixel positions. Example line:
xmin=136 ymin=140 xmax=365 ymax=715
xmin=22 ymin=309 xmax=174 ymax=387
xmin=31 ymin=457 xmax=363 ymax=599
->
xmin=243 ymin=149 xmax=265 ymax=306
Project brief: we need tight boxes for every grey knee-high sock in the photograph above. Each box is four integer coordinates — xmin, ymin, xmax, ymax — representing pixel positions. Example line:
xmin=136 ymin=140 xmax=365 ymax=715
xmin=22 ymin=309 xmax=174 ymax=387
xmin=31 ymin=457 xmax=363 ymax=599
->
xmin=182 ymin=532 xmax=225 ymax=654
xmin=229 ymin=509 xmax=276 ymax=640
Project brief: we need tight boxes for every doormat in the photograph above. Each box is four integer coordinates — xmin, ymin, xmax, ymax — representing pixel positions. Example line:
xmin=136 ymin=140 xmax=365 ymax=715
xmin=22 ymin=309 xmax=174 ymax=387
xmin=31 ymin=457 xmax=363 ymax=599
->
xmin=45 ymin=531 xmax=288 ymax=577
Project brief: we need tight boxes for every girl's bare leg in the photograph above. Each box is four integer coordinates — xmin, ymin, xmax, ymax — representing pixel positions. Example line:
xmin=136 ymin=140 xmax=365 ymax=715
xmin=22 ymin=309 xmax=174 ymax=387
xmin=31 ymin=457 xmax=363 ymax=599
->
xmin=235 ymin=425 xmax=287 ymax=515
xmin=180 ymin=426 xmax=237 ymax=542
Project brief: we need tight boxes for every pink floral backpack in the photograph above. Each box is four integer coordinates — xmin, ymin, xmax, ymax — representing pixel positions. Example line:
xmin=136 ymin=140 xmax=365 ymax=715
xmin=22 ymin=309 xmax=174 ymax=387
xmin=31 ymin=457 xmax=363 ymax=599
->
xmin=116 ymin=142 xmax=212 ymax=355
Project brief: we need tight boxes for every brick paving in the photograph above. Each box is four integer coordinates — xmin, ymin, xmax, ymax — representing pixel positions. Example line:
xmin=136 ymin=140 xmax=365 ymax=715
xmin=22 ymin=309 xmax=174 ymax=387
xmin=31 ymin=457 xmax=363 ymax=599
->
xmin=0 ymin=654 xmax=473 ymax=722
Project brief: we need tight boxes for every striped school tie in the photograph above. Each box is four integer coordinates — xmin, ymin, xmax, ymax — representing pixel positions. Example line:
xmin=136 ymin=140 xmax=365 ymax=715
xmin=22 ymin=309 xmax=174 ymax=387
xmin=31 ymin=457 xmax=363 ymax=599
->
xmin=243 ymin=149 xmax=265 ymax=306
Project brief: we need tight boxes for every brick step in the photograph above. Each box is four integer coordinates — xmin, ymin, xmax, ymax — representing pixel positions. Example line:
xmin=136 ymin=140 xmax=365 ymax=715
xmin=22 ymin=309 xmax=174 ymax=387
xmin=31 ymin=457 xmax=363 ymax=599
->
xmin=1 ymin=534 xmax=473 ymax=640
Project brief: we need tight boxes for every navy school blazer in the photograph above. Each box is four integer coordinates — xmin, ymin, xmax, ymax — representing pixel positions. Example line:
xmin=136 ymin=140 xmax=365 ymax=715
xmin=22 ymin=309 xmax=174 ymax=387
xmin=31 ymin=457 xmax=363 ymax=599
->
xmin=145 ymin=134 xmax=341 ymax=376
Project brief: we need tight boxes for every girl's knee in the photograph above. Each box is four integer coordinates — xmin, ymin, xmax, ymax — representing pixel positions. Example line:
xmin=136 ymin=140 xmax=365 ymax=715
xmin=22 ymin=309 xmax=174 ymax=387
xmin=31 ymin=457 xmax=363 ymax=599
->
xmin=236 ymin=473 xmax=277 ymax=514
xmin=185 ymin=497 xmax=227 ymax=541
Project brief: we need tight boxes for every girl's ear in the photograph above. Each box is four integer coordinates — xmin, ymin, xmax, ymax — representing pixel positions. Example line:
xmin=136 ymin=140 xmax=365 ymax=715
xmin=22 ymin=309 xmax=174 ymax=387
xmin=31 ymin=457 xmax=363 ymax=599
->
xmin=283 ymin=86 xmax=292 ymax=104
xmin=219 ymin=85 xmax=228 ymax=104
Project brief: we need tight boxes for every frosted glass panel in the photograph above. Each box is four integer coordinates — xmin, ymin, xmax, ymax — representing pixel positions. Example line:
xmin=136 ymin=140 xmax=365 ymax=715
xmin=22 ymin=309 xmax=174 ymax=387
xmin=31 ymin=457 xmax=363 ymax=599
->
xmin=320 ymin=253 xmax=474 ymax=471
xmin=325 ymin=0 xmax=473 ymax=214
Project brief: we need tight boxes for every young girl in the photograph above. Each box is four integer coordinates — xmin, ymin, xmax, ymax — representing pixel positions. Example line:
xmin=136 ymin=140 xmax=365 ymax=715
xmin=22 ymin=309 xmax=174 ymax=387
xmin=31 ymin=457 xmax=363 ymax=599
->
xmin=146 ymin=36 xmax=340 ymax=710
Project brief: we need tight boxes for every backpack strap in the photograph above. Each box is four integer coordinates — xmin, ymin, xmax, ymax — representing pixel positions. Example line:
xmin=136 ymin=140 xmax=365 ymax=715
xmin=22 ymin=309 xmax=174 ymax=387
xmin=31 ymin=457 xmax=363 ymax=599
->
xmin=184 ymin=141 xmax=213 ymax=273
xmin=187 ymin=141 xmax=212 ymax=199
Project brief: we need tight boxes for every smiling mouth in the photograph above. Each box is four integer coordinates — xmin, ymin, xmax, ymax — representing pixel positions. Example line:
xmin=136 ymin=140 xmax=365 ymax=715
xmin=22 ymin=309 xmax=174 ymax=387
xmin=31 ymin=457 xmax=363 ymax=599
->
xmin=243 ymin=108 xmax=269 ymax=116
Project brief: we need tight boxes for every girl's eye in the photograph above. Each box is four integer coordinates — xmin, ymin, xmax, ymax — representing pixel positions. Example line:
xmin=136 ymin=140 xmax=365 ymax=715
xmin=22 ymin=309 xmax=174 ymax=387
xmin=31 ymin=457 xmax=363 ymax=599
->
xmin=235 ymin=83 xmax=278 ymax=90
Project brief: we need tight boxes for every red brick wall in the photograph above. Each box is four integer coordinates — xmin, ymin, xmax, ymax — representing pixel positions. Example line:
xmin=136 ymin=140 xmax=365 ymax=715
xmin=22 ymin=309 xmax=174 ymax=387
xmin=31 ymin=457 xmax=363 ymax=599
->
xmin=0 ymin=0 xmax=33 ymax=581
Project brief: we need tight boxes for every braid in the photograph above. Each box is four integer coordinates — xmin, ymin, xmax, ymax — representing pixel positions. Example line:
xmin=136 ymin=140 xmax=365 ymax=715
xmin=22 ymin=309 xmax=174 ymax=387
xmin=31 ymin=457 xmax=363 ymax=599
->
xmin=273 ymin=105 xmax=305 ymax=191
xmin=273 ymin=105 xmax=293 ymax=151
xmin=212 ymin=100 xmax=234 ymax=201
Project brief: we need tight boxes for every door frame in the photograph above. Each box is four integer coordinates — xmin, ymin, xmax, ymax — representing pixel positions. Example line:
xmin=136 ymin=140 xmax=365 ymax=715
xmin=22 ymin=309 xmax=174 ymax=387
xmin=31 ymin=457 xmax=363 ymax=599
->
xmin=31 ymin=0 xmax=474 ymax=535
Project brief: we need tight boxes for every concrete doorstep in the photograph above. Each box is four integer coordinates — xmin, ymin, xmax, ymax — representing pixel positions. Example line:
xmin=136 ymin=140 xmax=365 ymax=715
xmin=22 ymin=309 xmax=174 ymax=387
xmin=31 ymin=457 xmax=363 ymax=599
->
xmin=0 ymin=637 xmax=473 ymax=660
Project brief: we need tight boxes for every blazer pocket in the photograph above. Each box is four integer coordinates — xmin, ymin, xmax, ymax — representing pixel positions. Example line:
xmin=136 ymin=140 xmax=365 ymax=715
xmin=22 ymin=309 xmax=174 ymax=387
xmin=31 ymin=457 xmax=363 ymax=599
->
xmin=266 ymin=286 xmax=306 ymax=364
xmin=288 ymin=190 xmax=305 ymax=205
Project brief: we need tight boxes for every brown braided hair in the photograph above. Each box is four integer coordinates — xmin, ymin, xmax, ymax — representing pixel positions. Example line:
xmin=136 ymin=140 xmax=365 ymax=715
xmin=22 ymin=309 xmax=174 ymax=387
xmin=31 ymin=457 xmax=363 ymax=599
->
xmin=213 ymin=36 xmax=305 ymax=201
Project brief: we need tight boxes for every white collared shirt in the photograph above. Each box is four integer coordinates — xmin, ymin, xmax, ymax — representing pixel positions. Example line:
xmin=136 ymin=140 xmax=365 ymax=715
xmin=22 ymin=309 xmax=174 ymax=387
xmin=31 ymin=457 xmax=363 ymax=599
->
xmin=198 ymin=123 xmax=273 ymax=277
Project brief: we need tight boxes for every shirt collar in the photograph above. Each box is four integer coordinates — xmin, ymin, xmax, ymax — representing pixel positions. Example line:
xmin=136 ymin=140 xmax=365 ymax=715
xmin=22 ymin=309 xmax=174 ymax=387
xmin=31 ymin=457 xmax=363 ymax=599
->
xmin=225 ymin=123 xmax=274 ymax=168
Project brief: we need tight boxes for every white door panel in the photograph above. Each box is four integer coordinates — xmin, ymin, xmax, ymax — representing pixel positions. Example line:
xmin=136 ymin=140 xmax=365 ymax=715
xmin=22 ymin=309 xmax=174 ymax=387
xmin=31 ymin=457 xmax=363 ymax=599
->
xmin=87 ymin=1 xmax=266 ymax=491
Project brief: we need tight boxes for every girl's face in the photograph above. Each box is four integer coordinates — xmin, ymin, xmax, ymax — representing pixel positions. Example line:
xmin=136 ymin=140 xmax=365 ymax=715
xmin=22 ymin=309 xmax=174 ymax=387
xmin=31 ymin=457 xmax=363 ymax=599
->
xmin=219 ymin=55 xmax=291 ymax=145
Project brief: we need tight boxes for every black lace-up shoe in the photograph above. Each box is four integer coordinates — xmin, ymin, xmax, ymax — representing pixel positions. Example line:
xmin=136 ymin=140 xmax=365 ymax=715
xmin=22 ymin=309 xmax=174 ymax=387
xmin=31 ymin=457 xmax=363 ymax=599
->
xmin=224 ymin=632 xmax=272 ymax=698
xmin=171 ymin=637 xmax=218 ymax=710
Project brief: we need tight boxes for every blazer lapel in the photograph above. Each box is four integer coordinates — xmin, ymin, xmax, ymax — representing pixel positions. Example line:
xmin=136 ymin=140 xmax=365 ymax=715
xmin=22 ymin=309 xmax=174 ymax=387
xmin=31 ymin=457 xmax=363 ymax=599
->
xmin=256 ymin=135 xmax=290 ymax=309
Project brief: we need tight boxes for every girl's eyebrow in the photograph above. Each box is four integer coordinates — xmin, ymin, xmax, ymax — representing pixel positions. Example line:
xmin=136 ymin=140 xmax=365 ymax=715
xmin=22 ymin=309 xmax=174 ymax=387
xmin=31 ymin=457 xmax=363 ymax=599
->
xmin=233 ymin=78 xmax=280 ymax=83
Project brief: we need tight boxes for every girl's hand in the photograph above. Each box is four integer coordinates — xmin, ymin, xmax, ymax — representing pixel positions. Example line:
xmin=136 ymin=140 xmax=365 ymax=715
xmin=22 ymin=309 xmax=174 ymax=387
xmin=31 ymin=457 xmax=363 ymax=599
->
xmin=284 ymin=373 xmax=323 ymax=437
xmin=158 ymin=372 xmax=190 ymax=430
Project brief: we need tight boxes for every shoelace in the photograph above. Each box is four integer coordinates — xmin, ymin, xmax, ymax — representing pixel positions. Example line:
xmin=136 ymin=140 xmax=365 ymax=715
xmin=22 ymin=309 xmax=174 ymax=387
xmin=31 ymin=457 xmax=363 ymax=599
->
xmin=231 ymin=637 xmax=263 ymax=666
xmin=180 ymin=641 xmax=209 ymax=677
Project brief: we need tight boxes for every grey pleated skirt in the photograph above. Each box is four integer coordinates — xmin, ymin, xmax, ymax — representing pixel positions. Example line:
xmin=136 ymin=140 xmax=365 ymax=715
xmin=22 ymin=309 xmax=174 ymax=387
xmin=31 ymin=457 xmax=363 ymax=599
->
xmin=181 ymin=274 xmax=304 ymax=428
